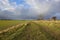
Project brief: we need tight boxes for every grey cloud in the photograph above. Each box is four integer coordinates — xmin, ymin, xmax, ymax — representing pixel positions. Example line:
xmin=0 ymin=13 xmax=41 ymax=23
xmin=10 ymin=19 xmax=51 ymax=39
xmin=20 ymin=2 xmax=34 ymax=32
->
xmin=0 ymin=0 xmax=60 ymax=20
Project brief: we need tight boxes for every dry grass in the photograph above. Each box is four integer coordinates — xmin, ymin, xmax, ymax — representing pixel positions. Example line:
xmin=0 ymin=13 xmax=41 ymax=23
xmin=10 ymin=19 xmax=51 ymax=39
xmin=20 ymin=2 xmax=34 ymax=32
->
xmin=0 ymin=20 xmax=60 ymax=40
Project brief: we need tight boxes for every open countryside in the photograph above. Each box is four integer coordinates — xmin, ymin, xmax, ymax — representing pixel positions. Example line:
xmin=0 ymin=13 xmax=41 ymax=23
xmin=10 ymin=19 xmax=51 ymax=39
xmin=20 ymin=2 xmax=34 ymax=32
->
xmin=0 ymin=0 xmax=60 ymax=40
xmin=0 ymin=20 xmax=60 ymax=40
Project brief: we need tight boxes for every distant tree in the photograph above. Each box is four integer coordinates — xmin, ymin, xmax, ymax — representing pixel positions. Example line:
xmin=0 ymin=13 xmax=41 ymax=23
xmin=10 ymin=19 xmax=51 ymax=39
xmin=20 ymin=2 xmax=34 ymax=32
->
xmin=51 ymin=16 xmax=56 ymax=20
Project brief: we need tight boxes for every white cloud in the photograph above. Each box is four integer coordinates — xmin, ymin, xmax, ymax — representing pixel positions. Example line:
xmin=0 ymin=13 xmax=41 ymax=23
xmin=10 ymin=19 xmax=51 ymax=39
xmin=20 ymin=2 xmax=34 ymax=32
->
xmin=25 ymin=0 xmax=52 ymax=15
xmin=55 ymin=0 xmax=60 ymax=2
xmin=0 ymin=0 xmax=16 ymax=11
xmin=0 ymin=0 xmax=60 ymax=19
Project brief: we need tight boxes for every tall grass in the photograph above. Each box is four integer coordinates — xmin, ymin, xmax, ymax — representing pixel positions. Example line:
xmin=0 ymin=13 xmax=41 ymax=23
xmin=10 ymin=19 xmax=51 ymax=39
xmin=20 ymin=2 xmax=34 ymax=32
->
xmin=0 ymin=20 xmax=60 ymax=40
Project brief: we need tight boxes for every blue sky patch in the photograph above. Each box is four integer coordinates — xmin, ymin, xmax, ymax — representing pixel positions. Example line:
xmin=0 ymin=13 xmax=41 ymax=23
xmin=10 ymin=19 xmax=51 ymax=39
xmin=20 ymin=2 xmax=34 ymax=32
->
xmin=9 ymin=0 xmax=25 ymax=5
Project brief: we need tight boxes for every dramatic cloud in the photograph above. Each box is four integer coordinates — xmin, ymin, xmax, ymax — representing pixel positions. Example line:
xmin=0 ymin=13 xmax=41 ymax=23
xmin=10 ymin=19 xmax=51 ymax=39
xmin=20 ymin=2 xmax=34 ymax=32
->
xmin=26 ymin=0 xmax=52 ymax=15
xmin=0 ymin=0 xmax=60 ymax=19
xmin=0 ymin=0 xmax=15 ymax=11
xmin=25 ymin=0 xmax=60 ymax=19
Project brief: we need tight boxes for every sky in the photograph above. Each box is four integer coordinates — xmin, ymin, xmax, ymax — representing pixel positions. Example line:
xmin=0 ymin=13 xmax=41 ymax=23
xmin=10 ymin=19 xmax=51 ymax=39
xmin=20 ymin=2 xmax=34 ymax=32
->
xmin=0 ymin=0 xmax=60 ymax=20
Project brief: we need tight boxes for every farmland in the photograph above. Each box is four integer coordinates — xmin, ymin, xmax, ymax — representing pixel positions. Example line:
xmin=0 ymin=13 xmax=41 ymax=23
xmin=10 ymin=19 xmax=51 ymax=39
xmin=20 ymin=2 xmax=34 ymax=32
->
xmin=0 ymin=20 xmax=60 ymax=40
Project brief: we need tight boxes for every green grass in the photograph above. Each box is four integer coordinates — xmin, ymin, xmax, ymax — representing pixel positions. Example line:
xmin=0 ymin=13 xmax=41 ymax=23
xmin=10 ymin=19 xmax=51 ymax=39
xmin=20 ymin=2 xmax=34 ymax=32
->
xmin=0 ymin=20 xmax=60 ymax=40
xmin=0 ymin=20 xmax=28 ymax=30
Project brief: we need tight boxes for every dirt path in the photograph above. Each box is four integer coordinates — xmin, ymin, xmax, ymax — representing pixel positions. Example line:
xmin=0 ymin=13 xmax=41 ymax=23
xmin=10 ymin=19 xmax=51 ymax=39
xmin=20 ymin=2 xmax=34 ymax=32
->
xmin=0 ymin=23 xmax=24 ymax=34
xmin=13 ymin=22 xmax=49 ymax=40
xmin=0 ymin=21 xmax=59 ymax=40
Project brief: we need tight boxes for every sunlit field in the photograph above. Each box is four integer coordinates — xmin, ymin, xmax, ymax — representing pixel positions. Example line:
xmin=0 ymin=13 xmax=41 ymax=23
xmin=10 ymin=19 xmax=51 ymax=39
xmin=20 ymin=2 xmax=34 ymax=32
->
xmin=0 ymin=20 xmax=60 ymax=40
xmin=0 ymin=20 xmax=28 ymax=31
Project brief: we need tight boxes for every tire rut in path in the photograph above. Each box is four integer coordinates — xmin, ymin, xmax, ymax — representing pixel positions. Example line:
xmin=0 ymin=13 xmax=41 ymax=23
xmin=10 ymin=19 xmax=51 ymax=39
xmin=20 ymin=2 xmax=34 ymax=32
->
xmin=5 ymin=23 xmax=29 ymax=40
xmin=13 ymin=22 xmax=48 ymax=40
xmin=0 ymin=23 xmax=28 ymax=40
xmin=0 ymin=23 xmax=24 ymax=34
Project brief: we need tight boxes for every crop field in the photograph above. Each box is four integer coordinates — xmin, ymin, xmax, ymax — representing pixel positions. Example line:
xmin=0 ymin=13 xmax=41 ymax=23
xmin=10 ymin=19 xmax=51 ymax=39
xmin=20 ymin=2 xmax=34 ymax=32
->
xmin=0 ymin=20 xmax=60 ymax=40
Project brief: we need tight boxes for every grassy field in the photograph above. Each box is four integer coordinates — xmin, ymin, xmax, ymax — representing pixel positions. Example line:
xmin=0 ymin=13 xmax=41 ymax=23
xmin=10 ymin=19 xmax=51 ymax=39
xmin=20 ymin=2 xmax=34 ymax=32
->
xmin=0 ymin=20 xmax=28 ymax=31
xmin=0 ymin=20 xmax=60 ymax=40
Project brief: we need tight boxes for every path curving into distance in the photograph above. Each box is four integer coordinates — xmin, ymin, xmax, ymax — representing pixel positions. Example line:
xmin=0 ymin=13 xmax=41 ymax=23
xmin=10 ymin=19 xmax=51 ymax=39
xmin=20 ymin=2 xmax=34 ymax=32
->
xmin=0 ymin=21 xmax=60 ymax=40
